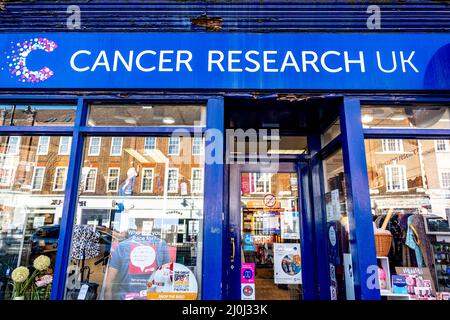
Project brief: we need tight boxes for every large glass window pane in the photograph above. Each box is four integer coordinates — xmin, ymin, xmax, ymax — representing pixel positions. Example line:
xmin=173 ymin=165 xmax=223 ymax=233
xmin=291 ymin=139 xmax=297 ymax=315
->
xmin=0 ymin=135 xmax=68 ymax=300
xmin=365 ymin=138 xmax=450 ymax=299
xmin=64 ymin=136 xmax=205 ymax=300
xmin=87 ymin=104 xmax=206 ymax=127
xmin=0 ymin=104 xmax=76 ymax=127
xmin=323 ymin=149 xmax=352 ymax=300
xmin=361 ymin=105 xmax=450 ymax=129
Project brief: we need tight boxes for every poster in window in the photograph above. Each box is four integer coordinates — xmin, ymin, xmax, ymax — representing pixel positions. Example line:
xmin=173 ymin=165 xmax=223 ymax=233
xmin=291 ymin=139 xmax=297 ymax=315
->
xmin=241 ymin=175 xmax=250 ymax=194
xmin=33 ymin=216 xmax=45 ymax=229
xmin=331 ymin=189 xmax=341 ymax=221
xmin=273 ymin=243 xmax=302 ymax=284
xmin=147 ymin=262 xmax=198 ymax=300
xmin=281 ymin=211 xmax=300 ymax=240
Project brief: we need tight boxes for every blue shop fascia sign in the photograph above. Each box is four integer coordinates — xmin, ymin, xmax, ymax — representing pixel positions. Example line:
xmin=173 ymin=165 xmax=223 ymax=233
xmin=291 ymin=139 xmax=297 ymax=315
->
xmin=0 ymin=33 xmax=449 ymax=90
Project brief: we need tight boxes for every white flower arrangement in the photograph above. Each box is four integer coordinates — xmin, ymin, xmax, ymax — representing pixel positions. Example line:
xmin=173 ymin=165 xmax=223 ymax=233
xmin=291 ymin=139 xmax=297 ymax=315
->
xmin=11 ymin=266 xmax=30 ymax=283
xmin=10 ymin=255 xmax=53 ymax=300
xmin=33 ymin=255 xmax=51 ymax=271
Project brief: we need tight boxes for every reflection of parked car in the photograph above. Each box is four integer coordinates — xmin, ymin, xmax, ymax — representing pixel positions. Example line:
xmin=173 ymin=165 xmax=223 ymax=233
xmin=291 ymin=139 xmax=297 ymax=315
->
xmin=30 ymin=224 xmax=60 ymax=264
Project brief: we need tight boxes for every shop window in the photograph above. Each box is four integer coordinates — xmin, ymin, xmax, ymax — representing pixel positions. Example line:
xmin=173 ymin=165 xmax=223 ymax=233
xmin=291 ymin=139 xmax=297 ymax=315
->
xmin=365 ymin=138 xmax=450 ymax=298
xmin=37 ymin=136 xmax=50 ymax=155
xmin=88 ymin=137 xmax=102 ymax=156
xmin=191 ymin=168 xmax=203 ymax=193
xmin=168 ymin=137 xmax=180 ymax=155
xmin=83 ymin=168 xmax=97 ymax=192
xmin=31 ymin=167 xmax=45 ymax=191
xmin=192 ymin=137 xmax=203 ymax=156
xmin=0 ymin=104 xmax=76 ymax=127
xmin=6 ymin=136 xmax=21 ymax=155
xmin=435 ymin=140 xmax=449 ymax=152
xmin=361 ymin=105 xmax=450 ymax=129
xmin=141 ymin=168 xmax=154 ymax=193
xmin=87 ymin=104 xmax=206 ymax=127
xmin=110 ymin=137 xmax=123 ymax=156
xmin=53 ymin=167 xmax=67 ymax=191
xmin=107 ymin=168 xmax=120 ymax=192
xmin=64 ymin=136 xmax=205 ymax=300
xmin=382 ymin=139 xmax=404 ymax=153
xmin=0 ymin=135 xmax=69 ymax=300
xmin=167 ymin=168 xmax=179 ymax=192
xmin=385 ymin=165 xmax=408 ymax=192
xmin=58 ymin=137 xmax=72 ymax=155
xmin=143 ymin=137 xmax=156 ymax=154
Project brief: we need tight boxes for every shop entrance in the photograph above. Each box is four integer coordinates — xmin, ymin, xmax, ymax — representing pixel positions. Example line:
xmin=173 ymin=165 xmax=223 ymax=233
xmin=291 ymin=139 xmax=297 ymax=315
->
xmin=222 ymin=96 xmax=340 ymax=300
xmin=228 ymin=163 xmax=306 ymax=300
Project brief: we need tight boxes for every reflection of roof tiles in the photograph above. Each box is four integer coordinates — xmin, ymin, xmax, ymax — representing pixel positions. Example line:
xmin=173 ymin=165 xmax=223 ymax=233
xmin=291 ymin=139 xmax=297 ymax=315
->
xmin=1 ymin=107 xmax=76 ymax=126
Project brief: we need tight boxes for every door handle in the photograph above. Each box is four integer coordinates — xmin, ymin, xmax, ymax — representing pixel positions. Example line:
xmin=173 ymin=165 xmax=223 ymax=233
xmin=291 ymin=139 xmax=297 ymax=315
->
xmin=230 ymin=237 xmax=236 ymax=263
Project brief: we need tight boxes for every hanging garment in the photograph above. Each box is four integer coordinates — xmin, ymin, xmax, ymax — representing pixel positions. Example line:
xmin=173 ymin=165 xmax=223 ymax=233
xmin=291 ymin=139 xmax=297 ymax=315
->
xmin=410 ymin=214 xmax=436 ymax=278
xmin=405 ymin=215 xmax=424 ymax=267
xmin=71 ymin=225 xmax=101 ymax=260
xmin=389 ymin=215 xmax=404 ymax=266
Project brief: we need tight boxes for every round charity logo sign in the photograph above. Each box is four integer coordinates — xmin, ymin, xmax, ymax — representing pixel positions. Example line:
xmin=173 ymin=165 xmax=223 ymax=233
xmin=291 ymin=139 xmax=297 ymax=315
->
xmin=263 ymin=193 xmax=276 ymax=207
xmin=243 ymin=269 xmax=253 ymax=280
xmin=242 ymin=285 xmax=254 ymax=297
xmin=328 ymin=225 xmax=337 ymax=247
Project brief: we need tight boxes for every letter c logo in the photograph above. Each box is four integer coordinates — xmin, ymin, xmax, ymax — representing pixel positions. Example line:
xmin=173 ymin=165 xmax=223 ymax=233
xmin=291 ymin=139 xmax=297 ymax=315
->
xmin=7 ymin=38 xmax=57 ymax=83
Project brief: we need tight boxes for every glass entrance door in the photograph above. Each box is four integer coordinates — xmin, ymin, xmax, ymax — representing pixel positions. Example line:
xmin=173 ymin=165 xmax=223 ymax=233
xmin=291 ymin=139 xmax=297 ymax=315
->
xmin=228 ymin=163 xmax=303 ymax=300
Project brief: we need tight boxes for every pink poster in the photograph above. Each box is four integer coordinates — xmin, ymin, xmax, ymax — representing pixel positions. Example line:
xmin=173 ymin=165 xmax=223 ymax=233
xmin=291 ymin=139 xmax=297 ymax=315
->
xmin=241 ymin=263 xmax=255 ymax=284
xmin=241 ymin=175 xmax=250 ymax=194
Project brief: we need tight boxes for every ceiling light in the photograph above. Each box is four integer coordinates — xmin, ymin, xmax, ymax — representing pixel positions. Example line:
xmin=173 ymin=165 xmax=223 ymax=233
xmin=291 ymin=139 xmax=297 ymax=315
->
xmin=390 ymin=115 xmax=407 ymax=121
xmin=361 ymin=114 xmax=373 ymax=124
xmin=125 ymin=118 xmax=137 ymax=124
xmin=162 ymin=117 xmax=175 ymax=124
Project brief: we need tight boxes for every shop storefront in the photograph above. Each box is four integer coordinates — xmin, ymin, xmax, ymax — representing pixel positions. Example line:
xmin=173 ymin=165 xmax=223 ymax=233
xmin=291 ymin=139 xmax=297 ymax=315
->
xmin=0 ymin=28 xmax=449 ymax=301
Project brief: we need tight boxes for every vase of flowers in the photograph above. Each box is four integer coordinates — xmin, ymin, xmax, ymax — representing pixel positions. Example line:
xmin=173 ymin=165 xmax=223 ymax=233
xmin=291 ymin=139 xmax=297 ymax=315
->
xmin=9 ymin=255 xmax=52 ymax=300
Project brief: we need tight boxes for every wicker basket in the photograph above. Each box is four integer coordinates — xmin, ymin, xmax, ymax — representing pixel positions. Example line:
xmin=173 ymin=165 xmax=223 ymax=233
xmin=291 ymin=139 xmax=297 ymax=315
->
xmin=374 ymin=233 xmax=392 ymax=257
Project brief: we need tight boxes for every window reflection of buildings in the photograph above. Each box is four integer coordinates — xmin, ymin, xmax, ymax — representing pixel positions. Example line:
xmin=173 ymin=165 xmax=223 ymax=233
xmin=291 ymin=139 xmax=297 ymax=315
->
xmin=0 ymin=136 xmax=204 ymax=197
xmin=366 ymin=139 xmax=450 ymax=218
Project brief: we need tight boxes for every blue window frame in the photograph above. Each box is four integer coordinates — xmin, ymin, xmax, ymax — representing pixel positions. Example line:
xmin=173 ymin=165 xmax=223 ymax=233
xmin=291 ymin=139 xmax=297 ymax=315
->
xmin=0 ymin=95 xmax=224 ymax=301
xmin=1 ymin=94 xmax=448 ymax=301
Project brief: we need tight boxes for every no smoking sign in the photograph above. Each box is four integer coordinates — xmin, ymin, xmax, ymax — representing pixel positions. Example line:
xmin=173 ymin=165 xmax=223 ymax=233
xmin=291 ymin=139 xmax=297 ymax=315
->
xmin=263 ymin=193 xmax=276 ymax=207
